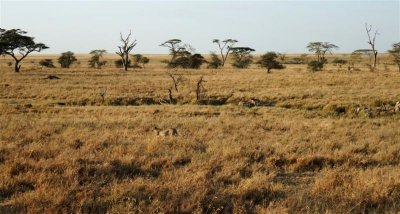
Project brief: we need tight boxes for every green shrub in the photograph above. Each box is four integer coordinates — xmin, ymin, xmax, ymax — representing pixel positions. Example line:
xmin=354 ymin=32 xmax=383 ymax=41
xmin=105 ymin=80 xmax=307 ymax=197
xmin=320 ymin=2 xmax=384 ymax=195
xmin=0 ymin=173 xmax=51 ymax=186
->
xmin=308 ymin=60 xmax=324 ymax=72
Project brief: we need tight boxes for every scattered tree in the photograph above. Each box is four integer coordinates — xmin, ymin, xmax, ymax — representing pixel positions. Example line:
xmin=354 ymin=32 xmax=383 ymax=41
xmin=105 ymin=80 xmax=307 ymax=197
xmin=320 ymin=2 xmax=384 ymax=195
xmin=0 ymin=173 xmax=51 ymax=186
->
xmin=365 ymin=23 xmax=378 ymax=69
xmin=39 ymin=59 xmax=55 ymax=68
xmin=160 ymin=39 xmax=185 ymax=63
xmin=257 ymin=52 xmax=285 ymax=73
xmin=207 ymin=53 xmax=223 ymax=69
xmin=212 ymin=39 xmax=238 ymax=67
xmin=88 ymin=50 xmax=107 ymax=69
xmin=116 ymin=31 xmax=137 ymax=71
xmin=388 ymin=42 xmax=400 ymax=72
xmin=58 ymin=51 xmax=77 ymax=68
xmin=0 ymin=28 xmax=48 ymax=72
xmin=230 ymin=47 xmax=255 ymax=69
xmin=160 ymin=39 xmax=205 ymax=69
xmin=306 ymin=42 xmax=338 ymax=64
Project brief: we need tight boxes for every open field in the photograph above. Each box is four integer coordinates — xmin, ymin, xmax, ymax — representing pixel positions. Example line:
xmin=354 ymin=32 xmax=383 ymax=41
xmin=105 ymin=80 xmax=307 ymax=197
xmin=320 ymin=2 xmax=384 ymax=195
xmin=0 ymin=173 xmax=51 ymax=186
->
xmin=1 ymin=54 xmax=400 ymax=213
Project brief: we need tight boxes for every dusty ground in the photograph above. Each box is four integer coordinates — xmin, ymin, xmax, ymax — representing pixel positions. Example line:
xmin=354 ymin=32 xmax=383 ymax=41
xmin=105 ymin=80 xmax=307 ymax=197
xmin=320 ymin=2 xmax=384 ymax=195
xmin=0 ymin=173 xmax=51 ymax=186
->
xmin=0 ymin=54 xmax=399 ymax=213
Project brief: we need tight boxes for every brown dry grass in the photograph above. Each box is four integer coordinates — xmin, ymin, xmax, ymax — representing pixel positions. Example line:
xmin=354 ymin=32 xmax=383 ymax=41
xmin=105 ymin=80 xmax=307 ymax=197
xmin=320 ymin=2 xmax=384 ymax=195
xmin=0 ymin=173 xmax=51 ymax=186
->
xmin=0 ymin=54 xmax=399 ymax=213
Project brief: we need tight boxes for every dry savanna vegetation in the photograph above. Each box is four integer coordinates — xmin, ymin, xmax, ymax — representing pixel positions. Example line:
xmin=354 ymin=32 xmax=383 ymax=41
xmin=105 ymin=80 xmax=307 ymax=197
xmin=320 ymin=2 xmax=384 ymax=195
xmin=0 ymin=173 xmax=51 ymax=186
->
xmin=0 ymin=53 xmax=400 ymax=213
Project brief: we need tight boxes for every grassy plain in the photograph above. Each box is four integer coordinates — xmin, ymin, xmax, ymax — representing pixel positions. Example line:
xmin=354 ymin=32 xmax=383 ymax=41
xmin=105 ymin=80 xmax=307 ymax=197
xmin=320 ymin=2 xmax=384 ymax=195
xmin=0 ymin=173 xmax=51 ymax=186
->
xmin=0 ymin=54 xmax=399 ymax=213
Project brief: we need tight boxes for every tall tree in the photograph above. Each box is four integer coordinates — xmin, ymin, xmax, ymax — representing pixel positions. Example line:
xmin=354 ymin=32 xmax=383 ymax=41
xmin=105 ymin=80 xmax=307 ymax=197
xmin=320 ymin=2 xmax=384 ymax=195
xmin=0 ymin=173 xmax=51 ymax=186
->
xmin=365 ymin=23 xmax=378 ymax=69
xmin=116 ymin=31 xmax=137 ymax=71
xmin=0 ymin=28 xmax=48 ymax=72
xmin=212 ymin=39 xmax=238 ymax=66
xmin=388 ymin=42 xmax=400 ymax=72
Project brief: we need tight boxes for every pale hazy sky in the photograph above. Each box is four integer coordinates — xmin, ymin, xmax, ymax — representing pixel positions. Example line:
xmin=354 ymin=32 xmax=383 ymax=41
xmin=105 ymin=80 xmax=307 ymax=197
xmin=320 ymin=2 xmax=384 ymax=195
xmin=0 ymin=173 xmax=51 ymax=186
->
xmin=1 ymin=0 xmax=399 ymax=54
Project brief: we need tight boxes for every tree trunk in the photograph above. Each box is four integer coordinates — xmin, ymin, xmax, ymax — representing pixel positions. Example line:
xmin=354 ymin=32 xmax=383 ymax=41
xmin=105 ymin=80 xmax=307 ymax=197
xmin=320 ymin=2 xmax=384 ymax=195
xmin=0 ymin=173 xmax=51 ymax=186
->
xmin=14 ymin=61 xmax=21 ymax=72
xmin=373 ymin=51 xmax=378 ymax=68
xmin=124 ymin=54 xmax=128 ymax=71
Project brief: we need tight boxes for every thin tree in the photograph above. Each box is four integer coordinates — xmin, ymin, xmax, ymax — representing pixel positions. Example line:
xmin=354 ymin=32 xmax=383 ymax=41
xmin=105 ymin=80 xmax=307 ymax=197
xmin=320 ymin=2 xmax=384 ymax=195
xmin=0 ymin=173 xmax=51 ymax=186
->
xmin=365 ymin=23 xmax=378 ymax=69
xmin=116 ymin=31 xmax=137 ymax=71
xmin=212 ymin=39 xmax=238 ymax=67
xmin=160 ymin=39 xmax=184 ymax=62
xmin=0 ymin=28 xmax=48 ymax=72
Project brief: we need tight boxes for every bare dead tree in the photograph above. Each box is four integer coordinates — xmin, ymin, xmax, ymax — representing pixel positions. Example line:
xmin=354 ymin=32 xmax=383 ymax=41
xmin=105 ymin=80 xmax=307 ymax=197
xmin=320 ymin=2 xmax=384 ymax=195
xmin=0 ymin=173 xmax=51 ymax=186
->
xmin=167 ymin=72 xmax=183 ymax=91
xmin=116 ymin=31 xmax=137 ymax=71
xmin=365 ymin=23 xmax=379 ymax=69
xmin=196 ymin=76 xmax=206 ymax=101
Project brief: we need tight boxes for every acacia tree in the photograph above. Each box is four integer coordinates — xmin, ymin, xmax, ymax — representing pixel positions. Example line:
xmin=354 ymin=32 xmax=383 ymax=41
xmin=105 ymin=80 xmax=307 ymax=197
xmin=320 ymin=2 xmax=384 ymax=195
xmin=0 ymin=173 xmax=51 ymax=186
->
xmin=306 ymin=42 xmax=338 ymax=71
xmin=388 ymin=42 xmax=400 ymax=72
xmin=306 ymin=42 xmax=338 ymax=63
xmin=212 ymin=39 xmax=238 ymax=67
xmin=160 ymin=39 xmax=185 ymax=63
xmin=88 ymin=49 xmax=107 ymax=69
xmin=365 ymin=23 xmax=378 ymax=69
xmin=0 ymin=28 xmax=48 ymax=72
xmin=230 ymin=47 xmax=255 ymax=69
xmin=160 ymin=39 xmax=205 ymax=69
xmin=116 ymin=31 xmax=137 ymax=71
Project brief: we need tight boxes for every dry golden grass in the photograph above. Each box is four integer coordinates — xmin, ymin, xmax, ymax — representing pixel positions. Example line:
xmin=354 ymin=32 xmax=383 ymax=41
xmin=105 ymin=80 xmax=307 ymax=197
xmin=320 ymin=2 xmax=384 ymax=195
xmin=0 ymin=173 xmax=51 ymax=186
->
xmin=0 ymin=54 xmax=399 ymax=213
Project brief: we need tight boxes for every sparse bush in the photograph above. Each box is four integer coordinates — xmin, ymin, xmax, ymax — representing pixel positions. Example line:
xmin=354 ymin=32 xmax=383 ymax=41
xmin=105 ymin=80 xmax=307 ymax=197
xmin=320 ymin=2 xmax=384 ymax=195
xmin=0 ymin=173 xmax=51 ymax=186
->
xmin=308 ymin=60 xmax=324 ymax=71
xmin=207 ymin=53 xmax=223 ymax=69
xmin=285 ymin=57 xmax=304 ymax=64
xmin=39 ymin=59 xmax=55 ymax=68
xmin=131 ymin=54 xmax=150 ymax=69
xmin=332 ymin=58 xmax=347 ymax=67
xmin=58 ymin=51 xmax=77 ymax=68
xmin=257 ymin=52 xmax=285 ymax=73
